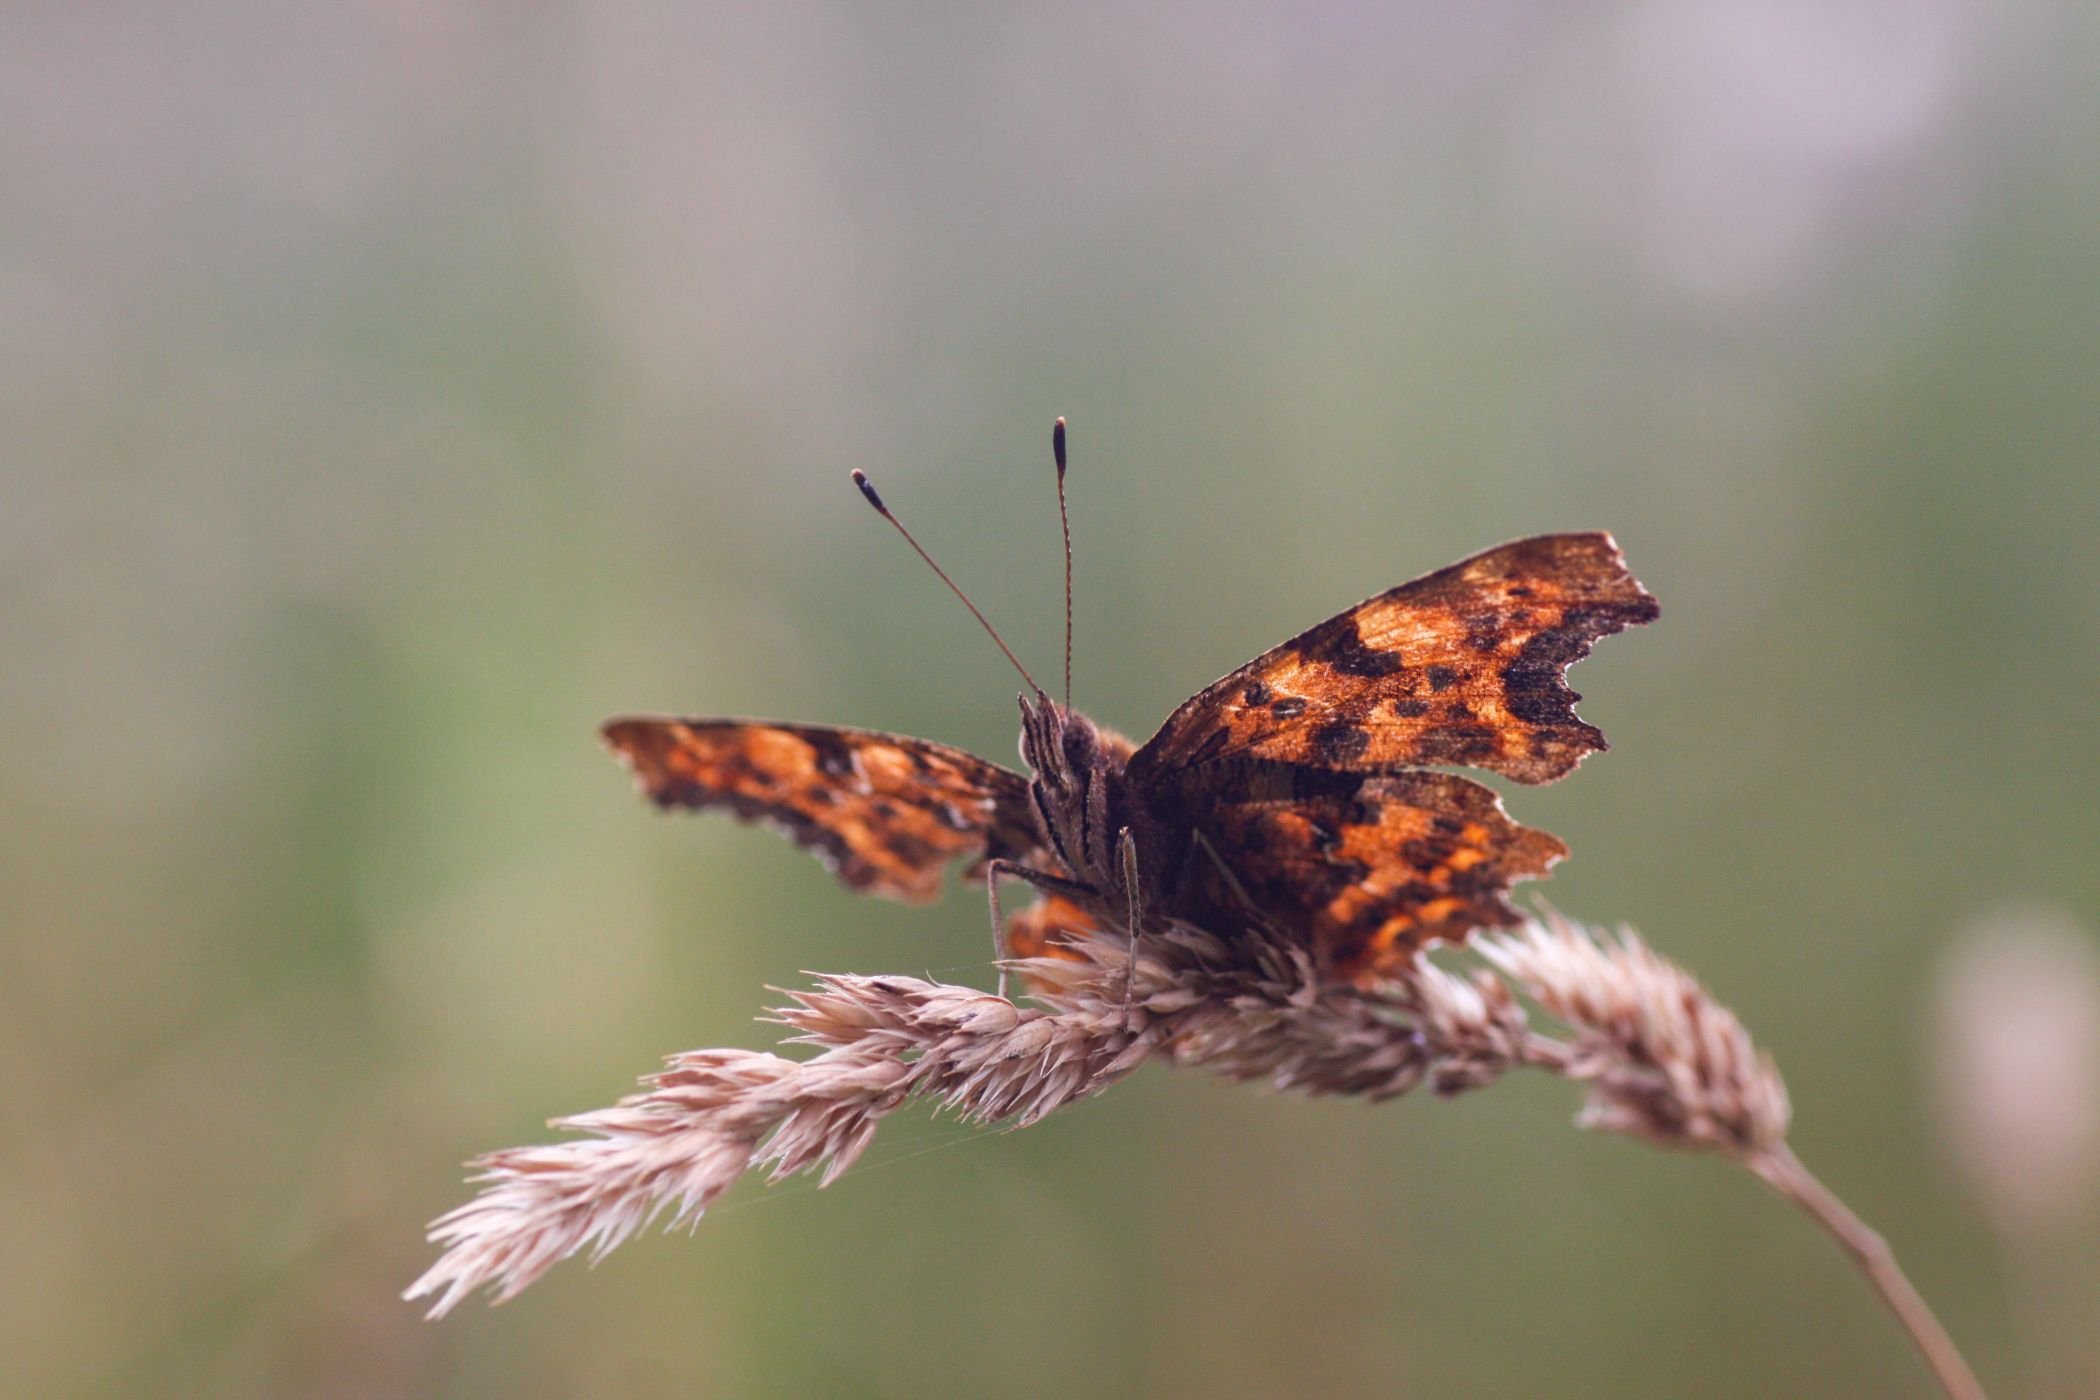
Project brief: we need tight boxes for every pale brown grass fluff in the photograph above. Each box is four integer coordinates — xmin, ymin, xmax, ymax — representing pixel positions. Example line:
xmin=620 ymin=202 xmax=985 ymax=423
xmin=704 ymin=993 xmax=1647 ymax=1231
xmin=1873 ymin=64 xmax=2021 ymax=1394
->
xmin=405 ymin=879 xmax=1989 ymax=1398
xmin=406 ymin=912 xmax=1785 ymax=1319
xmin=1477 ymin=912 xmax=1792 ymax=1156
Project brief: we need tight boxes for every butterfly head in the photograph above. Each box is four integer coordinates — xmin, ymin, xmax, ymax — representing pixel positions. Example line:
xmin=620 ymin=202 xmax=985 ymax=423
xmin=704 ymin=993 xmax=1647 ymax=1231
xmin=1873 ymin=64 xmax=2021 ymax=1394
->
xmin=1016 ymin=692 xmax=1092 ymax=793
xmin=1017 ymin=692 xmax=1136 ymax=895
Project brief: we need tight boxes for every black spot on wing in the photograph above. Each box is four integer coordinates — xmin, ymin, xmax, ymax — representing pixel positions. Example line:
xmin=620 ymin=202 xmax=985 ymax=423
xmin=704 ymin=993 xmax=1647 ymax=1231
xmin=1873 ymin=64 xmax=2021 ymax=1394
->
xmin=1300 ymin=617 xmax=1405 ymax=678
xmin=800 ymin=729 xmax=859 ymax=779
xmin=1310 ymin=720 xmax=1370 ymax=765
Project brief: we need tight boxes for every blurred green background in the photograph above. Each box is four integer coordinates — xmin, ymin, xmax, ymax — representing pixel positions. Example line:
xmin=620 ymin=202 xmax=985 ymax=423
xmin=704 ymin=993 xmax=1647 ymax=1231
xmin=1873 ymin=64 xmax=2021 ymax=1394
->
xmin=6 ymin=5 xmax=2098 ymax=1397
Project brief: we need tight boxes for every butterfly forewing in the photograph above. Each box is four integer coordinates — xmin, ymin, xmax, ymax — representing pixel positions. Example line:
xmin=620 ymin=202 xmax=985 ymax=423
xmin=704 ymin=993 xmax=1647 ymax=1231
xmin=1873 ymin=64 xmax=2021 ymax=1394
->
xmin=601 ymin=718 xmax=1042 ymax=902
xmin=1129 ymin=532 xmax=1659 ymax=789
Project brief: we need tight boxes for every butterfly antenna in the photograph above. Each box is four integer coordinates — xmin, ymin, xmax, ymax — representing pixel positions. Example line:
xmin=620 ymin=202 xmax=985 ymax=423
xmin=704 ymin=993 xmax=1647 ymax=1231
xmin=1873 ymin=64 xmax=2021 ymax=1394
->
xmin=852 ymin=469 xmax=1045 ymax=696
xmin=1052 ymin=417 xmax=1073 ymax=706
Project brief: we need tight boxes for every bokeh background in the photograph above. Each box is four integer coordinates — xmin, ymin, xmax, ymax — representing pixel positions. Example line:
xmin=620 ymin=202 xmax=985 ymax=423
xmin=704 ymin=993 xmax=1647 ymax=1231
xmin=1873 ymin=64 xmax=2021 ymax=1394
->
xmin=6 ymin=4 xmax=2098 ymax=1397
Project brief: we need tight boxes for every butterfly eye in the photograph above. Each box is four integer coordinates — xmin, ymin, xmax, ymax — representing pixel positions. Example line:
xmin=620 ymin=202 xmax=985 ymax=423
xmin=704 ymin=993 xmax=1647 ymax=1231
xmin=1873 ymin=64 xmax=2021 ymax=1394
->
xmin=1061 ymin=723 xmax=1096 ymax=773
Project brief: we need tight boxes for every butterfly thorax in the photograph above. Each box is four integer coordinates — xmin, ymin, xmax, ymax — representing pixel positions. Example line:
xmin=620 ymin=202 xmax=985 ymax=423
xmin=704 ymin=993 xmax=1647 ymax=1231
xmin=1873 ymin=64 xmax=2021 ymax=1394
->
xmin=1016 ymin=694 xmax=1145 ymax=900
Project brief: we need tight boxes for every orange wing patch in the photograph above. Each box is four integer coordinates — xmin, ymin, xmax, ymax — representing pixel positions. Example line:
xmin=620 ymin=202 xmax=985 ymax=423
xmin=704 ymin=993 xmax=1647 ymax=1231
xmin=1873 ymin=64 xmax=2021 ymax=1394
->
xmin=601 ymin=718 xmax=1041 ymax=903
xmin=1004 ymin=894 xmax=1100 ymax=962
xmin=1002 ymin=894 xmax=1102 ymax=997
xmin=1180 ymin=765 xmax=1566 ymax=984
xmin=1131 ymin=532 xmax=1658 ymax=788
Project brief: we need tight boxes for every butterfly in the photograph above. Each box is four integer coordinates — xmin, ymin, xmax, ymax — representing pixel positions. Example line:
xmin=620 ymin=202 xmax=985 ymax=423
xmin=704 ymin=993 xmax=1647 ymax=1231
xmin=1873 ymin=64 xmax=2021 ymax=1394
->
xmin=603 ymin=424 xmax=1658 ymax=987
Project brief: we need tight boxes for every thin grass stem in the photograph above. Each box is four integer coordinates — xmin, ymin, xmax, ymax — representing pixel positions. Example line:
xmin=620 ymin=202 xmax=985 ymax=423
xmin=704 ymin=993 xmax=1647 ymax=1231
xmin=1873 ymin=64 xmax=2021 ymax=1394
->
xmin=1747 ymin=1145 xmax=1987 ymax=1400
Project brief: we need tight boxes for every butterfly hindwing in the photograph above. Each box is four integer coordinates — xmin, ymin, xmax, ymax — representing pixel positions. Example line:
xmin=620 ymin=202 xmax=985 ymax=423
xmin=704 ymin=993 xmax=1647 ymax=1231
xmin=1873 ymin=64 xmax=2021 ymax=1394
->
xmin=1003 ymin=893 xmax=1100 ymax=963
xmin=1130 ymin=532 xmax=1659 ymax=788
xmin=1165 ymin=762 xmax=1568 ymax=982
xmin=601 ymin=718 xmax=1041 ymax=903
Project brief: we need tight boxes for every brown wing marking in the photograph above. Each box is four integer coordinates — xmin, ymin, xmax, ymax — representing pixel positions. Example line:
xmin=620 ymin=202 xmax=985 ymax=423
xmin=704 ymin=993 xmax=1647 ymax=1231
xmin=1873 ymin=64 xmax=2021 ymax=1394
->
xmin=601 ymin=718 xmax=1041 ymax=903
xmin=1175 ymin=764 xmax=1567 ymax=984
xmin=1131 ymin=532 xmax=1658 ymax=787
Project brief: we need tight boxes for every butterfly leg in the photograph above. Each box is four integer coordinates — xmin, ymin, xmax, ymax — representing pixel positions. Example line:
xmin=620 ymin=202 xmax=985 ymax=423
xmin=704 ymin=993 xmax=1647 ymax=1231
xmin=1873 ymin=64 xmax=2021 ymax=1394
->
xmin=984 ymin=858 xmax=1096 ymax=1001
xmin=1119 ymin=826 xmax=1143 ymax=1024
xmin=1188 ymin=827 xmax=1289 ymax=948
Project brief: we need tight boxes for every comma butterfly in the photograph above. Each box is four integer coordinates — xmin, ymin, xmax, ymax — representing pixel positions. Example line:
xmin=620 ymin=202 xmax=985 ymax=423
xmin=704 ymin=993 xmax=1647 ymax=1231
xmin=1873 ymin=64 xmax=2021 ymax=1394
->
xmin=603 ymin=423 xmax=1657 ymax=986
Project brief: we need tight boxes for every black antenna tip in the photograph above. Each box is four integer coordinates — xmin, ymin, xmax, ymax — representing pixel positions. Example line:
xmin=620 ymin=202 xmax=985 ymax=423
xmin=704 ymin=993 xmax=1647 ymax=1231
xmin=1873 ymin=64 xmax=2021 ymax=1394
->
xmin=1052 ymin=418 xmax=1067 ymax=477
xmin=850 ymin=468 xmax=886 ymax=513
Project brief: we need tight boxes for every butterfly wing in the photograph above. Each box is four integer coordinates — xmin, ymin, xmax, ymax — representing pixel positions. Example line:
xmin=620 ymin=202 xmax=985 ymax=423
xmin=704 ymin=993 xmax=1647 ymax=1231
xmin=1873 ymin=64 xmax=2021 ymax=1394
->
xmin=1003 ymin=893 xmax=1099 ymax=962
xmin=601 ymin=718 xmax=1042 ymax=903
xmin=1129 ymin=533 xmax=1655 ymax=977
xmin=1166 ymin=763 xmax=1567 ymax=982
xmin=1129 ymin=532 xmax=1658 ymax=788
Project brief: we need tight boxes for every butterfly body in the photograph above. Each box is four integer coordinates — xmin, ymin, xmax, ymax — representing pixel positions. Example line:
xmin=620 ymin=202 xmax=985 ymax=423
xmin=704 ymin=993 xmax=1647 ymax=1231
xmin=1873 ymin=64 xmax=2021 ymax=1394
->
xmin=605 ymin=531 xmax=1657 ymax=985
xmin=1013 ymin=693 xmax=1139 ymax=903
